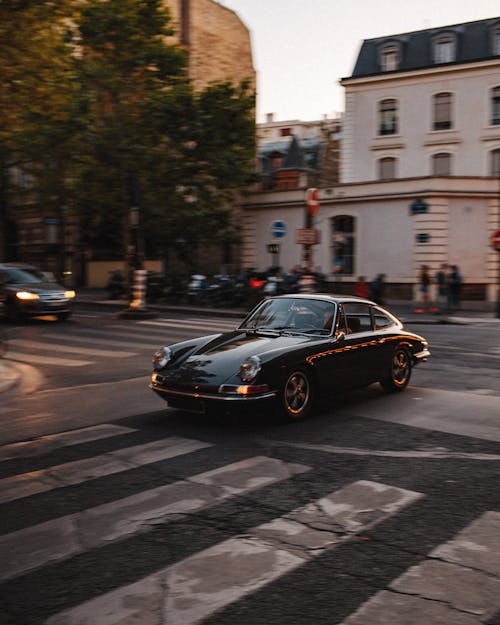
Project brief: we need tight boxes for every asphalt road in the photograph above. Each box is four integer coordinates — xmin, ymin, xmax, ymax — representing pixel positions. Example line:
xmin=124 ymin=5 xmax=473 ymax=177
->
xmin=0 ymin=307 xmax=499 ymax=625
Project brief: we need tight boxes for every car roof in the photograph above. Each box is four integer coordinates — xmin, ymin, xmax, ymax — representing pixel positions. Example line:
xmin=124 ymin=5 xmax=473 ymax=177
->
xmin=273 ymin=293 xmax=375 ymax=305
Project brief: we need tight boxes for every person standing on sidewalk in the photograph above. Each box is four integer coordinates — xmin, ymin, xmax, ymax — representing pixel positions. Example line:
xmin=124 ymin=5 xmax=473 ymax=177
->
xmin=435 ymin=264 xmax=449 ymax=313
xmin=415 ymin=265 xmax=434 ymax=313
xmin=448 ymin=265 xmax=463 ymax=312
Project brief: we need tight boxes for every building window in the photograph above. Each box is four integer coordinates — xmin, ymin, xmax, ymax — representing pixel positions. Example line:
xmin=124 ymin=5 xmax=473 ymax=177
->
xmin=493 ymin=24 xmax=500 ymax=55
xmin=379 ymin=99 xmax=398 ymax=135
xmin=380 ymin=44 xmax=399 ymax=71
xmin=280 ymin=128 xmax=291 ymax=137
xmin=492 ymin=86 xmax=500 ymax=125
xmin=433 ymin=34 xmax=456 ymax=63
xmin=492 ymin=148 xmax=500 ymax=176
xmin=378 ymin=157 xmax=396 ymax=180
xmin=433 ymin=92 xmax=453 ymax=130
xmin=331 ymin=216 xmax=355 ymax=276
xmin=432 ymin=153 xmax=451 ymax=176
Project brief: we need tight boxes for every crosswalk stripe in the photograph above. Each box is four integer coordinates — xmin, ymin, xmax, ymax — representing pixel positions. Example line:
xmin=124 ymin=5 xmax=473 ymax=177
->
xmin=9 ymin=338 xmax=136 ymax=358
xmin=45 ymin=480 xmax=422 ymax=625
xmin=7 ymin=350 xmax=93 ymax=367
xmin=0 ymin=456 xmax=309 ymax=583
xmin=0 ymin=424 xmax=136 ymax=463
xmin=0 ymin=436 xmax=212 ymax=505
xmin=42 ymin=332 xmax=160 ymax=350
xmin=341 ymin=511 xmax=500 ymax=624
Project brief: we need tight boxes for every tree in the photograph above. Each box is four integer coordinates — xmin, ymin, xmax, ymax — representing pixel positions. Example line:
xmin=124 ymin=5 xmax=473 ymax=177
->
xmin=73 ymin=0 xmax=188 ymax=260
xmin=0 ymin=0 xmax=76 ymax=260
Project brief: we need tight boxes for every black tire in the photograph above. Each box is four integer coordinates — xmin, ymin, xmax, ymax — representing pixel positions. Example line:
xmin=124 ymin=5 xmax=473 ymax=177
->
xmin=6 ymin=301 xmax=23 ymax=323
xmin=381 ymin=345 xmax=412 ymax=393
xmin=281 ymin=368 xmax=314 ymax=421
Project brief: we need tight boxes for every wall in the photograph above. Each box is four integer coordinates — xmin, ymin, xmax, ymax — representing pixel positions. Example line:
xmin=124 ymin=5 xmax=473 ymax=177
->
xmin=341 ymin=62 xmax=500 ymax=183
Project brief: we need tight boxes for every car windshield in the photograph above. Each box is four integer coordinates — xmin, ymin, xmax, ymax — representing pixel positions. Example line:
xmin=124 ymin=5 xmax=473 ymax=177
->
xmin=239 ymin=297 xmax=337 ymax=335
xmin=2 ymin=267 xmax=47 ymax=284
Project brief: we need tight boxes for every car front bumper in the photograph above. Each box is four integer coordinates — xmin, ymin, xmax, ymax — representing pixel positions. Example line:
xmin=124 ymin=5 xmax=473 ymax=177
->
xmin=150 ymin=373 xmax=277 ymax=413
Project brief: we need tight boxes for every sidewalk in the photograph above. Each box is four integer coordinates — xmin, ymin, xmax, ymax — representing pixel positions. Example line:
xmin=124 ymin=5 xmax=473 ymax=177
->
xmin=0 ymin=360 xmax=22 ymax=394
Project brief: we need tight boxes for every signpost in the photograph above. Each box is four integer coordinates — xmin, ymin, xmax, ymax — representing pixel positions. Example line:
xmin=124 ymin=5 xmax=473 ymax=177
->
xmin=490 ymin=230 xmax=500 ymax=251
xmin=271 ymin=220 xmax=287 ymax=239
xmin=301 ymin=188 xmax=320 ymax=273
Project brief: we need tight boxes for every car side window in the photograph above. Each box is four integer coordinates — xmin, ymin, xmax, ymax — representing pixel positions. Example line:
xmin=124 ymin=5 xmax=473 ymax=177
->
xmin=343 ymin=303 xmax=373 ymax=334
xmin=372 ymin=307 xmax=396 ymax=330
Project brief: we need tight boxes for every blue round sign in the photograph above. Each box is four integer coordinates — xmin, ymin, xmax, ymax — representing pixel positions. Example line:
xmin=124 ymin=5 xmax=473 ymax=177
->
xmin=271 ymin=220 xmax=287 ymax=239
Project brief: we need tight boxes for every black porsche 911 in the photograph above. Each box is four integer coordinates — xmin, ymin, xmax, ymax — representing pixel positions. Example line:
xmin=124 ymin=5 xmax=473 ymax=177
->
xmin=150 ymin=294 xmax=430 ymax=421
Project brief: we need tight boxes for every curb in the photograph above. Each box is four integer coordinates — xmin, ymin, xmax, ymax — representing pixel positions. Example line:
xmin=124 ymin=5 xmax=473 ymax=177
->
xmin=0 ymin=360 xmax=22 ymax=393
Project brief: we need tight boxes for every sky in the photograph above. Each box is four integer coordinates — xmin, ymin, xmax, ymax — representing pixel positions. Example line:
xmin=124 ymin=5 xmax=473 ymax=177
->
xmin=218 ymin=0 xmax=500 ymax=123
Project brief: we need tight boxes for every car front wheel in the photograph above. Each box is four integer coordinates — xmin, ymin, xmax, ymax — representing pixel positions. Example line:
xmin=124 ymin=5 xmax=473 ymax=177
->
xmin=281 ymin=368 xmax=313 ymax=420
xmin=381 ymin=345 xmax=412 ymax=392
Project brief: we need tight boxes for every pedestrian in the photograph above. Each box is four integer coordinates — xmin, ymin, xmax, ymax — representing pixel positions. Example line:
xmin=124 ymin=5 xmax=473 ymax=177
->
xmin=415 ymin=265 xmax=433 ymax=313
xmin=370 ymin=274 xmax=386 ymax=304
xmin=448 ymin=265 xmax=463 ymax=312
xmin=354 ymin=275 xmax=369 ymax=299
xmin=434 ymin=264 xmax=448 ymax=313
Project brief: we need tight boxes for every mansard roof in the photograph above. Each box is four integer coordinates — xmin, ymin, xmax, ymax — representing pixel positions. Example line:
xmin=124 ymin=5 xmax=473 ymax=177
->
xmin=349 ymin=16 xmax=500 ymax=79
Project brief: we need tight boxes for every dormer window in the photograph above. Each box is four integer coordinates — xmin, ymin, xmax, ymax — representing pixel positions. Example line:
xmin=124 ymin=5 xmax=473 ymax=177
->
xmin=380 ymin=43 xmax=399 ymax=71
xmin=493 ymin=23 xmax=500 ymax=55
xmin=433 ymin=33 xmax=456 ymax=63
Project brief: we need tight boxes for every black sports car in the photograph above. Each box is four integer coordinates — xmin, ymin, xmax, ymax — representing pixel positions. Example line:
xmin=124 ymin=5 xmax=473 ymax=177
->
xmin=150 ymin=294 xmax=430 ymax=420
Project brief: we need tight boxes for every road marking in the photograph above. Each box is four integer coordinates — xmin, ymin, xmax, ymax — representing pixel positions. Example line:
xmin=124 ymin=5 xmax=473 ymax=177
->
xmin=6 ymin=351 xmax=93 ymax=367
xmin=0 ymin=436 xmax=212 ymax=504
xmin=341 ymin=511 xmax=500 ymax=624
xmin=1 ymin=456 xmax=309 ymax=582
xmin=262 ymin=439 xmax=500 ymax=461
xmin=45 ymin=480 xmax=422 ymax=625
xmin=42 ymin=332 xmax=159 ymax=350
xmin=0 ymin=424 xmax=136 ymax=462
xmin=9 ymin=338 xmax=136 ymax=358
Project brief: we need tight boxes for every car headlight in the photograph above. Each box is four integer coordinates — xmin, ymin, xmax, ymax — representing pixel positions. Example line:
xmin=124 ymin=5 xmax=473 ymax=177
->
xmin=240 ymin=355 xmax=261 ymax=382
xmin=16 ymin=291 xmax=40 ymax=301
xmin=152 ymin=346 xmax=172 ymax=370
xmin=64 ymin=290 xmax=76 ymax=299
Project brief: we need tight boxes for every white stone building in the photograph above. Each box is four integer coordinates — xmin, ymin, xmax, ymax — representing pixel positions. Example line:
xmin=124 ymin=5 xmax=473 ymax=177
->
xmin=242 ymin=17 xmax=500 ymax=304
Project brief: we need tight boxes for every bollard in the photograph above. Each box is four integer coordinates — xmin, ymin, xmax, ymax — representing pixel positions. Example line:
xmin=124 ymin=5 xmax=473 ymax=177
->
xmin=117 ymin=269 xmax=158 ymax=319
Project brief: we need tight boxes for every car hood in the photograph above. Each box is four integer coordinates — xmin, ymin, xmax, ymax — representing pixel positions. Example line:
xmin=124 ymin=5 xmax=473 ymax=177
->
xmin=165 ymin=330 xmax=317 ymax=386
xmin=5 ymin=281 xmax=66 ymax=293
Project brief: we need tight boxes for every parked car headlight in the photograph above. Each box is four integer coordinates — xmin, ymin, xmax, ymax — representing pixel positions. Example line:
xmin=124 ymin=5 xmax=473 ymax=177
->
xmin=16 ymin=291 xmax=40 ymax=300
xmin=240 ymin=355 xmax=261 ymax=382
xmin=153 ymin=346 xmax=172 ymax=370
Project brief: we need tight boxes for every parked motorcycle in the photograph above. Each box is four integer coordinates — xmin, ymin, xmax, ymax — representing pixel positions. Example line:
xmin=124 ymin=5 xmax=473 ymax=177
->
xmin=106 ymin=270 xmax=127 ymax=300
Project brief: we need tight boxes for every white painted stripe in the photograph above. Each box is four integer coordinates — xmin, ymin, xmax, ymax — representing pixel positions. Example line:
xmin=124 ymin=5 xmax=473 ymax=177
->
xmin=42 ymin=333 xmax=159 ymax=350
xmin=45 ymin=481 xmax=422 ymax=625
xmin=0 ymin=424 xmax=136 ymax=463
xmin=0 ymin=437 xmax=212 ymax=504
xmin=6 ymin=351 xmax=93 ymax=367
xmin=341 ymin=511 xmax=500 ymax=624
xmin=9 ymin=339 xmax=136 ymax=358
xmin=1 ymin=456 xmax=309 ymax=583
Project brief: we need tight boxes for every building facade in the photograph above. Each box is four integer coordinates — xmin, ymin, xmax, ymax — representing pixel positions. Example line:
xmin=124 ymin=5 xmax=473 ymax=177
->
xmin=242 ymin=17 xmax=500 ymax=304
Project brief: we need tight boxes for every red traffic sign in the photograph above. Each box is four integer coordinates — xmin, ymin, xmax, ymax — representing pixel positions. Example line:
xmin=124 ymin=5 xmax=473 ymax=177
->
xmin=305 ymin=187 xmax=320 ymax=217
xmin=490 ymin=230 xmax=500 ymax=251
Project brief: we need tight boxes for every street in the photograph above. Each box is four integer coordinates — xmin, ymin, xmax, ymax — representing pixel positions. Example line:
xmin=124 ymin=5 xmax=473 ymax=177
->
xmin=0 ymin=305 xmax=499 ymax=625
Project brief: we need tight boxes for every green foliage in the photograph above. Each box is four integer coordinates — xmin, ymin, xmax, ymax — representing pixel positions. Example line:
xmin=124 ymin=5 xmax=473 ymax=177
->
xmin=1 ymin=0 xmax=257 ymax=265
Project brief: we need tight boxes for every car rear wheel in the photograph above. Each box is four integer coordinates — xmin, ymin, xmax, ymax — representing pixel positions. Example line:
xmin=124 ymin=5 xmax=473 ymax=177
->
xmin=281 ymin=368 xmax=313 ymax=421
xmin=381 ymin=345 xmax=412 ymax=392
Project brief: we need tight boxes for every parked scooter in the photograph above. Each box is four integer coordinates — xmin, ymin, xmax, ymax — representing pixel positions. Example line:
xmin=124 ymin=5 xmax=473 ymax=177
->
xmin=106 ymin=270 xmax=127 ymax=300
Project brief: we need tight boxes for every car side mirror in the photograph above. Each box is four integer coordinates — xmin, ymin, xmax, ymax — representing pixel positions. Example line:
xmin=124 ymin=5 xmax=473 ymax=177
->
xmin=334 ymin=330 xmax=346 ymax=343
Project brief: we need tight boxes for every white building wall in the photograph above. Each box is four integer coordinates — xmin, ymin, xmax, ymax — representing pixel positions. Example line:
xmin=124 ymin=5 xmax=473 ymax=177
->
xmin=341 ymin=62 xmax=500 ymax=182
